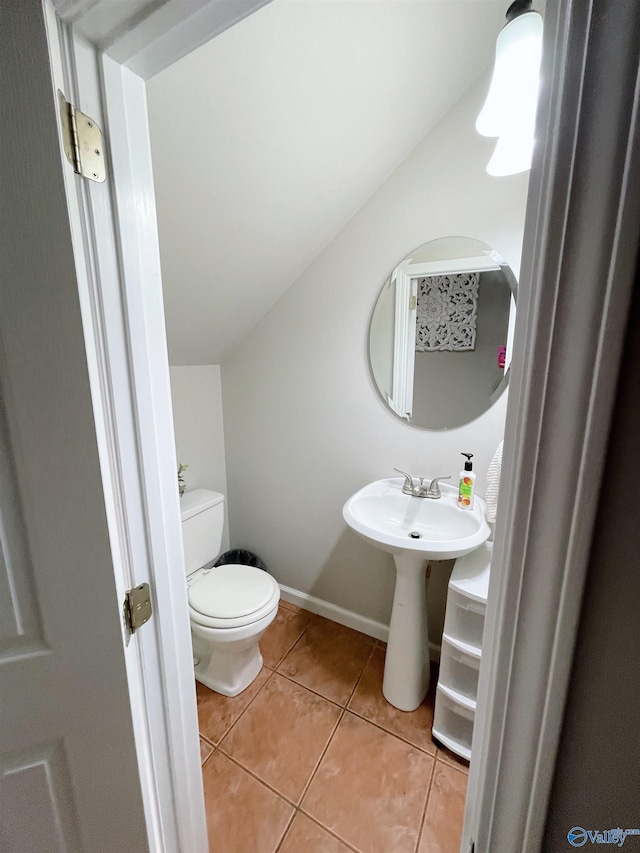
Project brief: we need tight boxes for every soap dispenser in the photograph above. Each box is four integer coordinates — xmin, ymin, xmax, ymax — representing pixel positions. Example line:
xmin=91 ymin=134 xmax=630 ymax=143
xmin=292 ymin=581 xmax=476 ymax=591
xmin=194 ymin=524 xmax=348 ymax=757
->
xmin=458 ymin=453 xmax=476 ymax=510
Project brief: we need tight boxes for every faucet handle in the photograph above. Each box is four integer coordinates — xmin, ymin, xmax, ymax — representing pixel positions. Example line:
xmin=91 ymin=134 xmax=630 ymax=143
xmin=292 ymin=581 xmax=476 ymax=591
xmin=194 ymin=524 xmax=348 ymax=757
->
xmin=393 ymin=468 xmax=415 ymax=495
xmin=428 ymin=475 xmax=451 ymax=498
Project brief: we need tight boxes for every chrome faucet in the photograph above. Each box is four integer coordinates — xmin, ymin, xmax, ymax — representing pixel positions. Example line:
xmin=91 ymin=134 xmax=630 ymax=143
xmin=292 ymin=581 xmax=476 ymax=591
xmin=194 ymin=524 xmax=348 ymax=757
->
xmin=394 ymin=468 xmax=451 ymax=499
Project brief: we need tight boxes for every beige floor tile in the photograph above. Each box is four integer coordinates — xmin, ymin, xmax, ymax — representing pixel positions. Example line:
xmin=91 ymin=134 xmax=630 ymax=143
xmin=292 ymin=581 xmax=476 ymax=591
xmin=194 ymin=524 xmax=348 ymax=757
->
xmin=202 ymin=752 xmax=293 ymax=853
xmin=196 ymin=669 xmax=270 ymax=744
xmin=435 ymin=745 xmax=470 ymax=775
xmin=302 ymin=712 xmax=434 ymax=853
xmin=278 ymin=616 xmax=374 ymax=706
xmin=261 ymin=606 xmax=311 ymax=668
xmin=278 ymin=813 xmax=352 ymax=853
xmin=200 ymin=737 xmax=213 ymax=765
xmin=220 ymin=673 xmax=341 ymax=803
xmin=348 ymin=646 xmax=436 ymax=754
xmin=418 ymin=761 xmax=468 ymax=853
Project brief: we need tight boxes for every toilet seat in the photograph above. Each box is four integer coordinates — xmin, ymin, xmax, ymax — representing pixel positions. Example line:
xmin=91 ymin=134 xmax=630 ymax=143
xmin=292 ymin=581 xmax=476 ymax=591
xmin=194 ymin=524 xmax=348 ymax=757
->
xmin=189 ymin=564 xmax=280 ymax=629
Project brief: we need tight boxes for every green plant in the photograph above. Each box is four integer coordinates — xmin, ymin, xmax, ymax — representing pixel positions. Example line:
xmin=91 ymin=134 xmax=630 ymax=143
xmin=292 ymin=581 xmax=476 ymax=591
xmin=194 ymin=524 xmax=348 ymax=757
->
xmin=177 ymin=463 xmax=188 ymax=497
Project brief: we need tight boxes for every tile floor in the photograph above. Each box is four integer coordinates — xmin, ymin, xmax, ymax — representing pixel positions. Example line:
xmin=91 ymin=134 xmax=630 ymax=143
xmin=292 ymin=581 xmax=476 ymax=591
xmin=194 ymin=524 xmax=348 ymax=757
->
xmin=197 ymin=601 xmax=468 ymax=853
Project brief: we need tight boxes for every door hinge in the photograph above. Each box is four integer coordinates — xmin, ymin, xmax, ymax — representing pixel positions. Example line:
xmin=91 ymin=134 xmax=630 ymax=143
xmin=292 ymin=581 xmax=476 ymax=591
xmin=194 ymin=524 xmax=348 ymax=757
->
xmin=124 ymin=583 xmax=153 ymax=634
xmin=409 ymin=295 xmax=417 ymax=310
xmin=58 ymin=90 xmax=106 ymax=183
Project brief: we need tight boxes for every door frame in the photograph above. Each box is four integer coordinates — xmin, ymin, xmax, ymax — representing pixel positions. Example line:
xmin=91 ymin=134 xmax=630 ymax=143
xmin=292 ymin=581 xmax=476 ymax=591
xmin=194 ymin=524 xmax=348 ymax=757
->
xmin=466 ymin=1 xmax=640 ymax=850
xmin=47 ymin=3 xmax=273 ymax=849
xmin=48 ymin=0 xmax=640 ymax=850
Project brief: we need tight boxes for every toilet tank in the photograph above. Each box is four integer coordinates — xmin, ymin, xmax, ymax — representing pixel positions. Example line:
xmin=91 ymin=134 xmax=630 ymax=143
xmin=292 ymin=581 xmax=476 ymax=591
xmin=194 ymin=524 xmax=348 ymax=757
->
xmin=181 ymin=489 xmax=225 ymax=575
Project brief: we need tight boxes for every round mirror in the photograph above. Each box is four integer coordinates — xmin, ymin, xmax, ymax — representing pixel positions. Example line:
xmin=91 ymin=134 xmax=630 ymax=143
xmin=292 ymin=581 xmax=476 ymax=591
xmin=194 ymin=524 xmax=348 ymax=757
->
xmin=369 ymin=237 xmax=517 ymax=430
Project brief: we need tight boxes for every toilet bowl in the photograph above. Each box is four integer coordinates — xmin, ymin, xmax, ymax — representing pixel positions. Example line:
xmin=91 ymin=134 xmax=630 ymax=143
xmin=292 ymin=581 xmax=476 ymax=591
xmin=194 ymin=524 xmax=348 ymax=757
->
xmin=181 ymin=488 xmax=280 ymax=697
xmin=189 ymin=563 xmax=280 ymax=696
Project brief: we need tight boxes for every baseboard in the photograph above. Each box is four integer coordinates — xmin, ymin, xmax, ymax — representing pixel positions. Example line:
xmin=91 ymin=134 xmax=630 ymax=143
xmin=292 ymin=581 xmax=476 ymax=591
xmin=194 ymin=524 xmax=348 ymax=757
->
xmin=278 ymin=584 xmax=441 ymax=661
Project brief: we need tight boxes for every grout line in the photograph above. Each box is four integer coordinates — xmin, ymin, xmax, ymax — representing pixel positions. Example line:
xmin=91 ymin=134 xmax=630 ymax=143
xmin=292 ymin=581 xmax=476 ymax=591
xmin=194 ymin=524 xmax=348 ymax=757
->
xmin=435 ymin=752 xmax=470 ymax=776
xmin=273 ymin=670 xmax=347 ymax=710
xmin=415 ymin=750 xmax=438 ymax=853
xmin=434 ymin=739 xmax=470 ymax=774
xmin=342 ymin=704 xmax=438 ymax=757
xmin=273 ymin=610 xmax=376 ymax=678
xmin=296 ymin=808 xmax=361 ymax=853
xmin=219 ymin=750 xmax=300 ymax=809
xmin=273 ymin=643 xmax=441 ymax=757
xmin=275 ymin=630 xmax=376 ymax=710
xmin=267 ymin=608 xmax=314 ymax=670
xmin=344 ymin=707 xmax=437 ymax=758
xmin=212 ymin=667 xmax=275 ymax=747
xmin=199 ymin=732 xmax=216 ymax=748
xmin=345 ymin=641 xmax=376 ymax=706
xmin=218 ymin=700 xmax=343 ymax=813
xmin=343 ymin=644 xmax=440 ymax=758
xmin=297 ymin=706 xmax=346 ymax=808
xmin=273 ymin=806 xmax=298 ymax=853
xmin=214 ymin=659 xmax=375 ymax=810
xmin=271 ymin=622 xmax=311 ymax=671
xmin=200 ymin=662 xmax=440 ymax=759
xmin=200 ymin=745 xmax=215 ymax=769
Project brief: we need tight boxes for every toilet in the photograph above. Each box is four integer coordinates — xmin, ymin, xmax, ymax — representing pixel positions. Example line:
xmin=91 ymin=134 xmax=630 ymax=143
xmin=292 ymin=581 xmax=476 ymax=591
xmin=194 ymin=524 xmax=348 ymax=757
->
xmin=181 ymin=488 xmax=280 ymax=697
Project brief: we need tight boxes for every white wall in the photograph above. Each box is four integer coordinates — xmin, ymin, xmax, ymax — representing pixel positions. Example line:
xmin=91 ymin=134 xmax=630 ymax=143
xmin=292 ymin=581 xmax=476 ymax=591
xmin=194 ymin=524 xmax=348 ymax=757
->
xmin=169 ymin=366 xmax=230 ymax=552
xmin=147 ymin=0 xmax=506 ymax=365
xmin=221 ymin=75 xmax=529 ymax=634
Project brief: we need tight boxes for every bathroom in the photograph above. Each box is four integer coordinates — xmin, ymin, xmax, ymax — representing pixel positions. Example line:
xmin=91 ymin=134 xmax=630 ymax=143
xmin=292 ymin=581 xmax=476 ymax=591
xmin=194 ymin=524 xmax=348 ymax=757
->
xmin=5 ymin=0 xmax=639 ymax=847
xmin=150 ymin=1 xmax=532 ymax=850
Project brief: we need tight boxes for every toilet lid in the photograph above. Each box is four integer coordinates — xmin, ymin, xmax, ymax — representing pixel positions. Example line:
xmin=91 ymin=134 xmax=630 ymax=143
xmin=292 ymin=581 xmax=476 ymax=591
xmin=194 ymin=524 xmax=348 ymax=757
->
xmin=188 ymin=564 xmax=278 ymax=620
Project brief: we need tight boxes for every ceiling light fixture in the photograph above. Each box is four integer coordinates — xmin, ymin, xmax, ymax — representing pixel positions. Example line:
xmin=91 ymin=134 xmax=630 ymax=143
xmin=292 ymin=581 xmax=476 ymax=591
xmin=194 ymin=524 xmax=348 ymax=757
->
xmin=476 ymin=0 xmax=543 ymax=177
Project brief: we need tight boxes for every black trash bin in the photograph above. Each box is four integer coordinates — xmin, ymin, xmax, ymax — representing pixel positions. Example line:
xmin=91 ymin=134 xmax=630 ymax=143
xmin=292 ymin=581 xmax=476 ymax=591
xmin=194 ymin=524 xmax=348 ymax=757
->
xmin=214 ymin=549 xmax=268 ymax=572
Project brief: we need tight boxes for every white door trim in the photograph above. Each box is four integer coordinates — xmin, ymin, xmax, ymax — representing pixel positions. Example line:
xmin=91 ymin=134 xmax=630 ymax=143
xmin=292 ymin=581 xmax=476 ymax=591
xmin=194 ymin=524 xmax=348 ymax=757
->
xmin=45 ymin=0 xmax=640 ymax=850
xmin=49 ymin=2 xmax=276 ymax=849
xmin=47 ymin=16 xmax=208 ymax=853
xmin=466 ymin=1 xmax=640 ymax=850
xmin=53 ymin=0 xmax=272 ymax=80
xmin=99 ymin=52 xmax=209 ymax=851
xmin=106 ymin=0 xmax=272 ymax=79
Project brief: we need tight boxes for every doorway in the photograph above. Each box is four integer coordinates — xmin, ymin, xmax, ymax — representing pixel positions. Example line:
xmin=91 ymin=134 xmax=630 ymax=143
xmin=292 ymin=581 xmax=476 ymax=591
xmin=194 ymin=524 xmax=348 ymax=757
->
xmin=33 ymin=0 xmax=640 ymax=850
xmin=148 ymin=2 xmax=525 ymax=849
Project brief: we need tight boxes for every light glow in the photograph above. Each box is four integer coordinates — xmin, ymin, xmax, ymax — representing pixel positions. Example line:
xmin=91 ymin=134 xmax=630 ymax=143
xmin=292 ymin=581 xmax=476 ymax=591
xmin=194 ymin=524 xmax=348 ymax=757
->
xmin=477 ymin=10 xmax=543 ymax=176
xmin=486 ymin=127 xmax=536 ymax=177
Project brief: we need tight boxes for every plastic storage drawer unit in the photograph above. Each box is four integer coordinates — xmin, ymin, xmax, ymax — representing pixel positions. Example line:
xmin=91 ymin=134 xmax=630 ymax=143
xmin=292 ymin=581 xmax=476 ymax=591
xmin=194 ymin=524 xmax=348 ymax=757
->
xmin=438 ymin=635 xmax=481 ymax=702
xmin=432 ymin=685 xmax=475 ymax=761
xmin=442 ymin=588 xmax=486 ymax=652
xmin=433 ymin=541 xmax=492 ymax=761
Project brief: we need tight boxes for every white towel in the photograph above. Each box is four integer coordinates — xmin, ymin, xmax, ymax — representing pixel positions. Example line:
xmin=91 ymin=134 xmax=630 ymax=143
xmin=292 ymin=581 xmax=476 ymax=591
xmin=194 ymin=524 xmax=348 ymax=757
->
xmin=485 ymin=441 xmax=503 ymax=523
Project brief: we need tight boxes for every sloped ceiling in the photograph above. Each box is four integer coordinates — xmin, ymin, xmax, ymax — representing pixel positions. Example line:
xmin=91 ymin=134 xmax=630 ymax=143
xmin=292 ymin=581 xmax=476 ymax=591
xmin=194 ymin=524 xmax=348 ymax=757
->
xmin=147 ymin=0 xmax=506 ymax=365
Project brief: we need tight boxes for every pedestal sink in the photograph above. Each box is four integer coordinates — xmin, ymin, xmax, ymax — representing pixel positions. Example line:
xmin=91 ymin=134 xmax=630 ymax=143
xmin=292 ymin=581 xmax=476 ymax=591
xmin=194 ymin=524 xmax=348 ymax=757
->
xmin=343 ymin=478 xmax=490 ymax=712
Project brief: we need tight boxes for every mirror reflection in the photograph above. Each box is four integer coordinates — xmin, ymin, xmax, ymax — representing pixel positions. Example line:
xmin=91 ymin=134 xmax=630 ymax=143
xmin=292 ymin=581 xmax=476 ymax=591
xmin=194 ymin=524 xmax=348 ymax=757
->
xmin=369 ymin=237 xmax=517 ymax=430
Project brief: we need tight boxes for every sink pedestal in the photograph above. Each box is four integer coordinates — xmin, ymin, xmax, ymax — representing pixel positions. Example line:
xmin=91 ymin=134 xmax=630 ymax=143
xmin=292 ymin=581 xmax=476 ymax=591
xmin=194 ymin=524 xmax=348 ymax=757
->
xmin=343 ymin=478 xmax=490 ymax=714
xmin=382 ymin=552 xmax=430 ymax=712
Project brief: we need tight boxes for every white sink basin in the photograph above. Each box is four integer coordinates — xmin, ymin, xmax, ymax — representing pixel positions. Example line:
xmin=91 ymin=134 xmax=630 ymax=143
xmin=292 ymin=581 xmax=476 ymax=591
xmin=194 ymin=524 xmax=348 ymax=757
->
xmin=343 ymin=478 xmax=490 ymax=559
xmin=343 ymin=477 xmax=490 ymax=712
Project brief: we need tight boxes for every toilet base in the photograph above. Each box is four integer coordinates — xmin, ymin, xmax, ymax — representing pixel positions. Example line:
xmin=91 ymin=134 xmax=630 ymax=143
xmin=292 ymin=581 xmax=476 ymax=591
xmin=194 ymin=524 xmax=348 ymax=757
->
xmin=194 ymin=641 xmax=263 ymax=697
xmin=190 ymin=604 xmax=278 ymax=697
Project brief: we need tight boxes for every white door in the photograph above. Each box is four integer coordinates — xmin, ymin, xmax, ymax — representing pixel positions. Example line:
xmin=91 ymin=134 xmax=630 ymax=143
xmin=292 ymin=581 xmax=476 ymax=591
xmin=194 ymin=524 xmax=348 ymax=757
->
xmin=0 ymin=4 xmax=150 ymax=851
